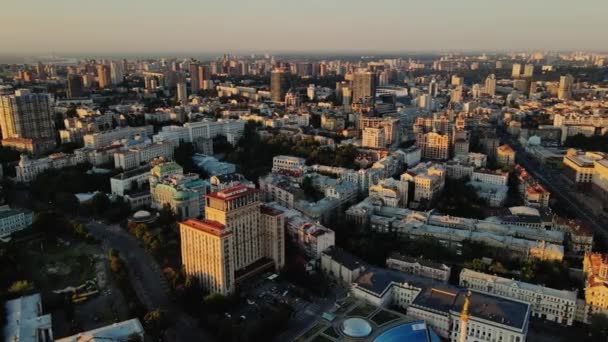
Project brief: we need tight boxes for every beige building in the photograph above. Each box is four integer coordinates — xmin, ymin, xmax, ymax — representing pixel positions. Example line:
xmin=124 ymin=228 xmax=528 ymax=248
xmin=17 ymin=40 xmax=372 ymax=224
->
xmin=180 ymin=219 xmax=235 ymax=295
xmin=401 ymin=162 xmax=445 ymax=204
xmin=359 ymin=116 xmax=399 ymax=145
xmin=583 ymin=252 xmax=608 ymax=316
xmin=563 ymin=149 xmax=606 ymax=185
xmin=362 ymin=127 xmax=386 ymax=149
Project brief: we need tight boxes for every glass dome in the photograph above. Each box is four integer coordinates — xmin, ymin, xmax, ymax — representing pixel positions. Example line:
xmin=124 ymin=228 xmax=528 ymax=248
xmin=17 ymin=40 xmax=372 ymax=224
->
xmin=341 ymin=318 xmax=373 ymax=338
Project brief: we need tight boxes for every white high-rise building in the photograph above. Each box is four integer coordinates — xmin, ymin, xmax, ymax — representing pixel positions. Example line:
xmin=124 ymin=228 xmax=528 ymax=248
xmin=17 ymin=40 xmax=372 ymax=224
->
xmin=110 ymin=61 xmax=124 ymax=85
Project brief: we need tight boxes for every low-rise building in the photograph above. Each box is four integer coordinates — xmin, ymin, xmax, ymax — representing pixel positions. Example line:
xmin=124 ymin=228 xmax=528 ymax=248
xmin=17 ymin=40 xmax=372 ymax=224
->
xmin=15 ymin=153 xmax=86 ymax=183
xmin=583 ymin=252 xmax=608 ymax=317
xmin=368 ymin=178 xmax=409 ymax=208
xmin=386 ymin=253 xmax=451 ymax=283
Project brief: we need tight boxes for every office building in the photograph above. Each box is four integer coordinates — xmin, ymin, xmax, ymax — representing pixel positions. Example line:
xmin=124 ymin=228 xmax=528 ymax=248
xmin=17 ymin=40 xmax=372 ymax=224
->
xmin=352 ymin=70 xmax=376 ymax=106
xmin=271 ymin=69 xmax=289 ymax=102
xmin=272 ymin=155 xmax=306 ymax=174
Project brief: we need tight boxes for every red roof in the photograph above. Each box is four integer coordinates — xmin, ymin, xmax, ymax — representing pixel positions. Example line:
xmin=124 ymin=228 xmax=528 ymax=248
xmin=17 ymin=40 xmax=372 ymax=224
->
xmin=206 ymin=185 xmax=258 ymax=202
xmin=181 ymin=219 xmax=230 ymax=237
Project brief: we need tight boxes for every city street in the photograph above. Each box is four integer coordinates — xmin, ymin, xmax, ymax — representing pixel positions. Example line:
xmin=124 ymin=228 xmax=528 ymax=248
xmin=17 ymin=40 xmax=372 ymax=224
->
xmin=503 ymin=133 xmax=608 ymax=244
xmin=87 ymin=221 xmax=217 ymax=342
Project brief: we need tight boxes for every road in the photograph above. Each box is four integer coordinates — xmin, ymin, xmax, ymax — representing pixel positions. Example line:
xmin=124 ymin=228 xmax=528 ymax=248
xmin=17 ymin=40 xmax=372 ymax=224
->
xmin=275 ymin=285 xmax=348 ymax=341
xmin=502 ymin=133 xmax=608 ymax=242
xmin=87 ymin=221 xmax=217 ymax=342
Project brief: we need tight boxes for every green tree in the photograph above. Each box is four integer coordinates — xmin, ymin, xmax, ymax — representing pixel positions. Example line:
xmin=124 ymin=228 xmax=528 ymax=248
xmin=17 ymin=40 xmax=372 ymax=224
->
xmin=8 ymin=280 xmax=34 ymax=296
xmin=590 ymin=313 xmax=608 ymax=340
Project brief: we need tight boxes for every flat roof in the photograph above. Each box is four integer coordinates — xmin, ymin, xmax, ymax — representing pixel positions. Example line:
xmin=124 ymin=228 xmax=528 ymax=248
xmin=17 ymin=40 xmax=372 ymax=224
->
xmin=181 ymin=219 xmax=230 ymax=237
xmin=206 ymin=185 xmax=259 ymax=201
xmin=5 ymin=294 xmax=52 ymax=342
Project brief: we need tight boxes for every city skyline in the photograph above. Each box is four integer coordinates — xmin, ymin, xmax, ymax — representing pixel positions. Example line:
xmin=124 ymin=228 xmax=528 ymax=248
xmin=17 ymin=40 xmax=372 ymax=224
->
xmin=1 ymin=0 xmax=607 ymax=55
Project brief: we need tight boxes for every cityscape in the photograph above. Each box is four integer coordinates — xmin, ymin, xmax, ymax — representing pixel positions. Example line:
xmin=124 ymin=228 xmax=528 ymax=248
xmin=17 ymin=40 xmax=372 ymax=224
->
xmin=2 ymin=1 xmax=608 ymax=342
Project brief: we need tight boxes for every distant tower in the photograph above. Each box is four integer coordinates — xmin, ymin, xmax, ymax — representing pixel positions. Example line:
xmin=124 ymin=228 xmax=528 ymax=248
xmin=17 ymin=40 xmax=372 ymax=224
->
xmin=271 ymin=69 xmax=289 ymax=102
xmin=67 ymin=74 xmax=85 ymax=98
xmin=96 ymin=64 xmax=111 ymax=89
xmin=558 ymin=74 xmax=574 ymax=100
xmin=177 ymin=78 xmax=188 ymax=105
xmin=110 ymin=60 xmax=124 ymax=85
xmin=523 ymin=64 xmax=534 ymax=78
xmin=459 ymin=290 xmax=472 ymax=342
xmin=188 ymin=62 xmax=201 ymax=93
xmin=511 ymin=63 xmax=522 ymax=79
xmin=484 ymin=74 xmax=496 ymax=96
xmin=352 ymin=70 xmax=376 ymax=106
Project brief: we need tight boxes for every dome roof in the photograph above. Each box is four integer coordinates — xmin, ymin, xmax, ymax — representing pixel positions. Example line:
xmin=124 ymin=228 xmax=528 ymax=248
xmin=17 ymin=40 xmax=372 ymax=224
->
xmin=341 ymin=318 xmax=372 ymax=338
xmin=133 ymin=210 xmax=151 ymax=219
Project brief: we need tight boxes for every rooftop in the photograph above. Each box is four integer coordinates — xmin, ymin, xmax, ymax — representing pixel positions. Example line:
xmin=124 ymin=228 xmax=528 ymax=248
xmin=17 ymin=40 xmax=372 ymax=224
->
xmin=4 ymin=294 xmax=52 ymax=342
xmin=323 ymin=246 xmax=367 ymax=271
xmin=181 ymin=219 xmax=229 ymax=237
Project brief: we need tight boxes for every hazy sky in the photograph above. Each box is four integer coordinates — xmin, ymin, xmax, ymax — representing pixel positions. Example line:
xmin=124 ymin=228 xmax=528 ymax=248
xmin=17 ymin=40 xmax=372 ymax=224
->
xmin=1 ymin=0 xmax=606 ymax=55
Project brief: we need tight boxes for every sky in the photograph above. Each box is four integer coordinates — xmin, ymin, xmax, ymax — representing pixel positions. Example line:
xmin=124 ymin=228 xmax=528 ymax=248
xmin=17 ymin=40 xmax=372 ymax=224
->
xmin=0 ymin=0 xmax=606 ymax=55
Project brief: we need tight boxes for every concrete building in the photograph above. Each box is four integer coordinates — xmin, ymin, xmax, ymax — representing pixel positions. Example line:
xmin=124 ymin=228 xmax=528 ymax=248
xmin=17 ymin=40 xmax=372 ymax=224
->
xmin=4 ymin=294 xmax=53 ymax=342
xmin=460 ymin=268 xmax=577 ymax=325
xmin=558 ymin=74 xmax=574 ymax=101
xmin=271 ymin=69 xmax=289 ymax=102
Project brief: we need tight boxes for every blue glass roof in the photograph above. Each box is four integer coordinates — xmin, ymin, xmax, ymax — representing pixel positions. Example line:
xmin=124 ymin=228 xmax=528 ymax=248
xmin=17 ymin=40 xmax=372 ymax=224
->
xmin=373 ymin=321 xmax=440 ymax=342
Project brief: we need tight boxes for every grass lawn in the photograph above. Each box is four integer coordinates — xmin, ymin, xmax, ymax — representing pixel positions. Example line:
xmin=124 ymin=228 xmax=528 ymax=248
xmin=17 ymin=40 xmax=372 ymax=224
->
xmin=370 ymin=309 xmax=400 ymax=326
xmin=20 ymin=239 xmax=101 ymax=292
